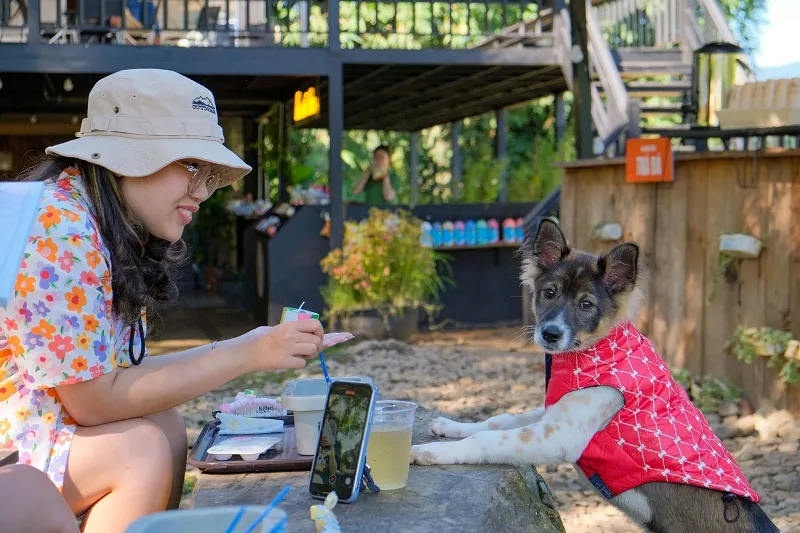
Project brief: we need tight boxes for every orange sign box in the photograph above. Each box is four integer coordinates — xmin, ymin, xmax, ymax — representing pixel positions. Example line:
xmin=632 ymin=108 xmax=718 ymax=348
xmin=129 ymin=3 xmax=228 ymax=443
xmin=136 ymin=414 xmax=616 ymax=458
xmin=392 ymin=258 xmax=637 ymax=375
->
xmin=625 ymin=138 xmax=674 ymax=183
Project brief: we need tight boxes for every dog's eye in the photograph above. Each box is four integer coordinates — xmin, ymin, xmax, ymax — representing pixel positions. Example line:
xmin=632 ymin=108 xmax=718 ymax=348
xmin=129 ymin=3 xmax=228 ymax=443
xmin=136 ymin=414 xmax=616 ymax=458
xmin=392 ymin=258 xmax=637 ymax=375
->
xmin=579 ymin=300 xmax=595 ymax=311
xmin=543 ymin=288 xmax=556 ymax=299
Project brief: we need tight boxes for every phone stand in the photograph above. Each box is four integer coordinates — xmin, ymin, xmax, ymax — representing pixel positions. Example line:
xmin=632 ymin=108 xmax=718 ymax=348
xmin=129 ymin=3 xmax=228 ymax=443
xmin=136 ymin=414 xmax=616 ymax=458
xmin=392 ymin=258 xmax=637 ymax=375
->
xmin=361 ymin=463 xmax=380 ymax=494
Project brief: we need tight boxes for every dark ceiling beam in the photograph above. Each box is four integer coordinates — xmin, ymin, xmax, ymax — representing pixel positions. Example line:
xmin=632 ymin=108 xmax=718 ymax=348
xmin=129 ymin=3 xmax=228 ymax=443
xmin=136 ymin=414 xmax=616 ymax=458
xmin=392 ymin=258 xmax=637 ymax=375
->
xmin=385 ymin=76 xmax=567 ymax=131
xmin=343 ymin=65 xmax=506 ymax=125
xmin=342 ymin=64 xmax=391 ymax=90
xmin=342 ymin=65 xmax=451 ymax=112
xmin=347 ymin=66 xmax=553 ymax=126
xmin=0 ymin=44 xmax=331 ymax=76
xmin=340 ymin=47 xmax=558 ymax=67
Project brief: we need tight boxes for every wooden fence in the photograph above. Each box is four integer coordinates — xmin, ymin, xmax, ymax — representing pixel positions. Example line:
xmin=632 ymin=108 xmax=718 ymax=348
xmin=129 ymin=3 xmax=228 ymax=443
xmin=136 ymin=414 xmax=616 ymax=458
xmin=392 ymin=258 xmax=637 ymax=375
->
xmin=559 ymin=150 xmax=800 ymax=413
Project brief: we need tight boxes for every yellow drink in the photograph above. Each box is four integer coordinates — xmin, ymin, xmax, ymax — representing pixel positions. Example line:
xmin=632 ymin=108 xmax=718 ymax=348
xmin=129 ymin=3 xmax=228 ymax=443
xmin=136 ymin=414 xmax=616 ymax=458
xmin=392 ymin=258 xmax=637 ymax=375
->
xmin=366 ymin=426 xmax=413 ymax=490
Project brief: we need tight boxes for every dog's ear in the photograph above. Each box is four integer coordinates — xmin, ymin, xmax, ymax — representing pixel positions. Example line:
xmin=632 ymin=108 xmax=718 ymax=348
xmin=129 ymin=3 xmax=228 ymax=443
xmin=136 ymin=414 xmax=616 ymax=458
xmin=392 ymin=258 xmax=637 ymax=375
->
xmin=598 ymin=243 xmax=639 ymax=293
xmin=526 ymin=218 xmax=570 ymax=271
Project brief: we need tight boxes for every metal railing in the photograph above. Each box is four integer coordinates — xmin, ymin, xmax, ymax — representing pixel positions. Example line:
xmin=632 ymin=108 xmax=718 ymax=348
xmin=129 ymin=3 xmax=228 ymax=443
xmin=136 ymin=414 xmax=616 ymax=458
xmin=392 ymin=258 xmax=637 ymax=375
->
xmin=1 ymin=0 xmax=548 ymax=47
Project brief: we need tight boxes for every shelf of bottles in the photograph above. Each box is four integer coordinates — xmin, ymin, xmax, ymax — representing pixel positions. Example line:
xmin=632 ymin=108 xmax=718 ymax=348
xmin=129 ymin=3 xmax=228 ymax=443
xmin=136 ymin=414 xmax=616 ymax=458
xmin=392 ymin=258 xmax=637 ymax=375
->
xmin=421 ymin=217 xmax=525 ymax=251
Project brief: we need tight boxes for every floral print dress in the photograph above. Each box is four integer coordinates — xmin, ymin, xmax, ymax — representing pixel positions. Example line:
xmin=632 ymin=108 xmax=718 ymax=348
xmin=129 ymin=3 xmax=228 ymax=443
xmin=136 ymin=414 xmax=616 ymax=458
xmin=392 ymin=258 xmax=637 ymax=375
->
xmin=0 ymin=167 xmax=148 ymax=490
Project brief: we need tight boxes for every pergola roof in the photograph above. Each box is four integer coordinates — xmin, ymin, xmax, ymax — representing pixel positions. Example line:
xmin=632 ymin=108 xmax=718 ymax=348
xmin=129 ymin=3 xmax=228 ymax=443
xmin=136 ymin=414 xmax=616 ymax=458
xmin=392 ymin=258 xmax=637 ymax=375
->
xmin=0 ymin=45 xmax=565 ymax=132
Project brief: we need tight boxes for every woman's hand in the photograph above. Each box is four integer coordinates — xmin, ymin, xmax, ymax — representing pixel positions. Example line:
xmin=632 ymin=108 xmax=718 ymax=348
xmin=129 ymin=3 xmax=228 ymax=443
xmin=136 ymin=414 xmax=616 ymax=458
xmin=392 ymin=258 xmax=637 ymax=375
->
xmin=243 ymin=320 xmax=325 ymax=371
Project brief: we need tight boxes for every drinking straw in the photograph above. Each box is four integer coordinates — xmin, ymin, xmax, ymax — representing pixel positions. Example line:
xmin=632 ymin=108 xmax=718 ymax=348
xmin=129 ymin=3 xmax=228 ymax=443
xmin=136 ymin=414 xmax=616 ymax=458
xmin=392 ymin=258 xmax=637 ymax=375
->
xmin=224 ymin=506 xmax=247 ymax=533
xmin=297 ymin=302 xmax=332 ymax=385
xmin=242 ymin=486 xmax=291 ymax=533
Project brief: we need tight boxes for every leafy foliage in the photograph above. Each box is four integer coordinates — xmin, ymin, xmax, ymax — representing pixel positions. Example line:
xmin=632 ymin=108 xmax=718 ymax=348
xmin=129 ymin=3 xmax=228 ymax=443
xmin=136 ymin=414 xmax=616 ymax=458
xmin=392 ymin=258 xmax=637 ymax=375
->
xmin=320 ymin=208 xmax=452 ymax=322
xmin=671 ymin=368 xmax=742 ymax=414
xmin=727 ymin=326 xmax=800 ymax=388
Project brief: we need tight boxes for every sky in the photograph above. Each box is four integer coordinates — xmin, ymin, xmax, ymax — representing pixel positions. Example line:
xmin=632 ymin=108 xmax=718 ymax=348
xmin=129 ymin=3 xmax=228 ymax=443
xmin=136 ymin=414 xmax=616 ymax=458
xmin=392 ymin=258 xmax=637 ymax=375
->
xmin=754 ymin=0 xmax=800 ymax=69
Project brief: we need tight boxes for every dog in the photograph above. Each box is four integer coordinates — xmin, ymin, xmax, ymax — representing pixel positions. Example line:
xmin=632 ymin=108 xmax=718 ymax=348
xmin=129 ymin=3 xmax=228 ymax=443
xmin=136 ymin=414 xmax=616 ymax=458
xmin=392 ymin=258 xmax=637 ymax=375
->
xmin=410 ymin=219 xmax=780 ymax=533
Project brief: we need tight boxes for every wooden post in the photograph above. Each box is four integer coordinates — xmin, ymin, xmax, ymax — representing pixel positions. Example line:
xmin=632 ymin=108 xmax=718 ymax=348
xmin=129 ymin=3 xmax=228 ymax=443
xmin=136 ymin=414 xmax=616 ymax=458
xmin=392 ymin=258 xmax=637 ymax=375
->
xmin=554 ymin=92 xmax=566 ymax=145
xmin=570 ymin=0 xmax=593 ymax=159
xmin=243 ymin=117 xmax=260 ymax=199
xmin=496 ymin=109 xmax=508 ymax=202
xmin=451 ymin=121 xmax=462 ymax=201
xmin=27 ymin=0 xmax=39 ymax=46
xmin=410 ymin=131 xmax=420 ymax=207
xmin=328 ymin=0 xmax=344 ymax=249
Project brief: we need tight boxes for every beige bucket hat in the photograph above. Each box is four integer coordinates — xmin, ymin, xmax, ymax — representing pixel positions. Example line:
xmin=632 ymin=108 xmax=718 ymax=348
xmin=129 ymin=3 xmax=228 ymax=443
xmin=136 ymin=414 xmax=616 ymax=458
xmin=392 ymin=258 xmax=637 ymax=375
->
xmin=46 ymin=68 xmax=251 ymax=187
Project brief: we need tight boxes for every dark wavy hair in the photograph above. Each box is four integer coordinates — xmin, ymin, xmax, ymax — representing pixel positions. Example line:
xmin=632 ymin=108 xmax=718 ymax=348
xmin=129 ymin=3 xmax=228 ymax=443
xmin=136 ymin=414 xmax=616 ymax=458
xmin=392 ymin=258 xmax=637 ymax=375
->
xmin=9 ymin=156 xmax=189 ymax=325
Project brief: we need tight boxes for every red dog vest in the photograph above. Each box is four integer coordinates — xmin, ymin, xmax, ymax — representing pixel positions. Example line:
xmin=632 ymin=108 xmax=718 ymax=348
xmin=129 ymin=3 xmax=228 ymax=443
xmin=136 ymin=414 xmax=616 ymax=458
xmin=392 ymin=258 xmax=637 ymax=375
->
xmin=544 ymin=322 xmax=759 ymax=502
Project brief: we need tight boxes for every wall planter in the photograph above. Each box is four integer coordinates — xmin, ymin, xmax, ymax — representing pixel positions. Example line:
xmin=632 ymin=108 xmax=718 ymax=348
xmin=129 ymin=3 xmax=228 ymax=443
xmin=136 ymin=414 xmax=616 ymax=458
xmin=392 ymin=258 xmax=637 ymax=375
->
xmin=719 ymin=233 xmax=763 ymax=259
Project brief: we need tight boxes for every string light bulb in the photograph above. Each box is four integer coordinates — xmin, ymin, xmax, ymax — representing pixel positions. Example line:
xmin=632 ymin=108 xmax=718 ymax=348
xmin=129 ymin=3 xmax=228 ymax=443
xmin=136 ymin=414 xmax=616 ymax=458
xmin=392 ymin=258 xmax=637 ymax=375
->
xmin=63 ymin=77 xmax=74 ymax=92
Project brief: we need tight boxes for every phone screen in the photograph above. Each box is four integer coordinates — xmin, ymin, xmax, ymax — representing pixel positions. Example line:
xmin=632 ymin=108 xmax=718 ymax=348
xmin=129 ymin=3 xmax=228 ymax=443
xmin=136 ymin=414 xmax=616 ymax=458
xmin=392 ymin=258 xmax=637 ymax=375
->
xmin=309 ymin=381 xmax=374 ymax=500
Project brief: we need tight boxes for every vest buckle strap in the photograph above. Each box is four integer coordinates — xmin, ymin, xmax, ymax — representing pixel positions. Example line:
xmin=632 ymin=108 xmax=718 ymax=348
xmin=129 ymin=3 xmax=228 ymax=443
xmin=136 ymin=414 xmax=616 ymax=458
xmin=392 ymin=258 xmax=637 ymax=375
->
xmin=722 ymin=492 xmax=740 ymax=523
xmin=588 ymin=473 xmax=615 ymax=500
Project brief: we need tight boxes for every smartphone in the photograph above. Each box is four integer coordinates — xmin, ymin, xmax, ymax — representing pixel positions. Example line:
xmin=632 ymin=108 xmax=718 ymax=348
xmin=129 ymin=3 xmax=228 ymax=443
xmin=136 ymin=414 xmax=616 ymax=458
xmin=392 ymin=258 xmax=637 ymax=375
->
xmin=308 ymin=380 xmax=377 ymax=503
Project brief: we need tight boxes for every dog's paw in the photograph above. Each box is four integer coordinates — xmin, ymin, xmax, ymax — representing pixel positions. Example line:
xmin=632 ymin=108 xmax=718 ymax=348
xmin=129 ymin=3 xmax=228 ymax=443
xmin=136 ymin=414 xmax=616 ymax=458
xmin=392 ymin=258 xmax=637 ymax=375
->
xmin=430 ymin=417 xmax=477 ymax=439
xmin=410 ymin=444 xmax=442 ymax=466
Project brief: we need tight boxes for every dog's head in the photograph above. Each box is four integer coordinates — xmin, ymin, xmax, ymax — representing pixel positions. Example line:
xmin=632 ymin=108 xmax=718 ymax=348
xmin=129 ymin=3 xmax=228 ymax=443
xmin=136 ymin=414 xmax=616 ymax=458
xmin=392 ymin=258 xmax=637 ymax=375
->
xmin=520 ymin=218 xmax=647 ymax=354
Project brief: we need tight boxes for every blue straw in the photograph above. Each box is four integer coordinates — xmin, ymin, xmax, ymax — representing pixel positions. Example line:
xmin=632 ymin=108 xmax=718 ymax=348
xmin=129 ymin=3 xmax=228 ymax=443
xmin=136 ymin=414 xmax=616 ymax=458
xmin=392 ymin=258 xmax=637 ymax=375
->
xmin=319 ymin=351 xmax=332 ymax=385
xmin=242 ymin=486 xmax=291 ymax=533
xmin=224 ymin=506 xmax=247 ymax=533
xmin=297 ymin=302 xmax=332 ymax=386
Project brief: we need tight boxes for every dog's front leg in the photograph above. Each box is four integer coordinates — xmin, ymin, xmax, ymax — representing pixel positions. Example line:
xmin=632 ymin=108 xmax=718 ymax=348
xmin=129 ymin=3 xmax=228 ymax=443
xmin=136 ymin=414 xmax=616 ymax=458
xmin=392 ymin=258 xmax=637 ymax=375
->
xmin=411 ymin=387 xmax=622 ymax=467
xmin=429 ymin=408 xmax=545 ymax=439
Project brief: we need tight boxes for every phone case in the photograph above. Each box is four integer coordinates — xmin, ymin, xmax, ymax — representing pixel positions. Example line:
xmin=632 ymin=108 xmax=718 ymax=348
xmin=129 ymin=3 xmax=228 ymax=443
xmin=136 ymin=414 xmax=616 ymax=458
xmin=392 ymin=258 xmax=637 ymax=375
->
xmin=308 ymin=381 xmax=378 ymax=504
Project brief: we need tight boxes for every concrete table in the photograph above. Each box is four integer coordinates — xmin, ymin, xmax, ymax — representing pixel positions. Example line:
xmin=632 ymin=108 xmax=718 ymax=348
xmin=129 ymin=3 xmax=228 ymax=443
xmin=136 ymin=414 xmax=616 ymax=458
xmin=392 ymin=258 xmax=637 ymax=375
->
xmin=193 ymin=407 xmax=566 ymax=532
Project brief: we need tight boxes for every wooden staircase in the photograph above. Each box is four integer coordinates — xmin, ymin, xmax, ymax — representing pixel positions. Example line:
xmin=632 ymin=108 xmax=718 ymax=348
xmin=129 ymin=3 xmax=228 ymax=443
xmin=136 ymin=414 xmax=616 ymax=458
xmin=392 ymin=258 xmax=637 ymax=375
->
xmin=475 ymin=0 xmax=744 ymax=151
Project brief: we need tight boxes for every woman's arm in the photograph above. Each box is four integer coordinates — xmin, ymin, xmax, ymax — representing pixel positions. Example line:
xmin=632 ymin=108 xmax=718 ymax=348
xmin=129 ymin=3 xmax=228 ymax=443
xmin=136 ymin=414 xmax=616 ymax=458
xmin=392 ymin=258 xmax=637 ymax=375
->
xmin=382 ymin=171 xmax=397 ymax=202
xmin=56 ymin=321 xmax=323 ymax=426
xmin=351 ymin=170 xmax=371 ymax=196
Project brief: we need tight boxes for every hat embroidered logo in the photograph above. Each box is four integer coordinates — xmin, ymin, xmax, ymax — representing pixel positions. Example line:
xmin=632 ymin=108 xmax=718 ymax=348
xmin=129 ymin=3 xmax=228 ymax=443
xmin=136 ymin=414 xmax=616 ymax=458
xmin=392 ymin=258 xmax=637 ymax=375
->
xmin=192 ymin=96 xmax=216 ymax=115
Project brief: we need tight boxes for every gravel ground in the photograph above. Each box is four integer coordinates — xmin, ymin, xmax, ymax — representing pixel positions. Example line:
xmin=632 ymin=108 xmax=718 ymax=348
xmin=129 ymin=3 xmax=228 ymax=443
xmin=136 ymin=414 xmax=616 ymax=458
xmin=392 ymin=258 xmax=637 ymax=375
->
xmin=149 ymin=307 xmax=800 ymax=533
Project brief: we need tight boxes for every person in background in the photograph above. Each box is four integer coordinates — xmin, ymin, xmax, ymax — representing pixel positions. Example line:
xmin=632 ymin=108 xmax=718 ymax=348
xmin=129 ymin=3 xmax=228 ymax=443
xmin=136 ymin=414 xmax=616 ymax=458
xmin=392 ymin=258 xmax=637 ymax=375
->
xmin=351 ymin=145 xmax=400 ymax=205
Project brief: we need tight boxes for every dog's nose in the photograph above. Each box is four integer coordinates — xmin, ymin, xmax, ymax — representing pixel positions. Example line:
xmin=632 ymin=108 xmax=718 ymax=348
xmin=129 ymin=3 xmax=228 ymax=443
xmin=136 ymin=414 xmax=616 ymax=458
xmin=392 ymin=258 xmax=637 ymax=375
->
xmin=541 ymin=325 xmax=563 ymax=344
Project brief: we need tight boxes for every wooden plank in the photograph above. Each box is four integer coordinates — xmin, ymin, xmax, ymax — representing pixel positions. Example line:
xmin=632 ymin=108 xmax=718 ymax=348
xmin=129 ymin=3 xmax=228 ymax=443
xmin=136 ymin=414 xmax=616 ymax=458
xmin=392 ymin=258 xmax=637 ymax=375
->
xmin=702 ymin=160 xmax=741 ymax=380
xmin=650 ymin=165 xmax=689 ymax=368
xmin=618 ymin=176 xmax=658 ymax=336
xmin=735 ymin=156 xmax=769 ymax=408
xmin=789 ymin=158 xmax=800 ymax=413
xmin=762 ymin=159 xmax=794 ymax=407
xmin=683 ymin=160 xmax=708 ymax=376
xmin=559 ymin=168 xmax=578 ymax=244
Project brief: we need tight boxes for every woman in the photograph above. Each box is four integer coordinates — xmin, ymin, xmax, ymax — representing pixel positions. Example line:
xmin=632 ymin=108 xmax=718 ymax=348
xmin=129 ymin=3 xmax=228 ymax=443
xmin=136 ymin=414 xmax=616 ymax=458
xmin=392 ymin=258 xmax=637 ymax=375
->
xmin=0 ymin=463 xmax=81 ymax=533
xmin=0 ymin=69 xmax=330 ymax=532
xmin=351 ymin=144 xmax=399 ymax=205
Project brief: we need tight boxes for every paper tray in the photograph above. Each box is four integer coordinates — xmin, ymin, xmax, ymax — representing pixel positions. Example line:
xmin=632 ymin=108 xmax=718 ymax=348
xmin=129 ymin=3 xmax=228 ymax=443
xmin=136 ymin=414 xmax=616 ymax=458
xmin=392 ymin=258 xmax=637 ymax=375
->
xmin=188 ymin=416 xmax=313 ymax=474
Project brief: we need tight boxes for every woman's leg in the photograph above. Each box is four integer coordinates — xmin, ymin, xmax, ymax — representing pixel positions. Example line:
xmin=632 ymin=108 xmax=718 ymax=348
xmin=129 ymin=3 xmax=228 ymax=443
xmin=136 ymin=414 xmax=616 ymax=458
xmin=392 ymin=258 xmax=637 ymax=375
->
xmin=0 ymin=463 xmax=80 ymax=533
xmin=61 ymin=418 xmax=173 ymax=533
xmin=144 ymin=408 xmax=188 ymax=509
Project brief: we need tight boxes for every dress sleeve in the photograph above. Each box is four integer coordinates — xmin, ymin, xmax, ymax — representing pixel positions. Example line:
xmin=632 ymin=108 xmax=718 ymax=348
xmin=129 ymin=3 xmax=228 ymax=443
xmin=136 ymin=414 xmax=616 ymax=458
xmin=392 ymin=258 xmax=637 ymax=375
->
xmin=3 ymin=194 xmax=118 ymax=389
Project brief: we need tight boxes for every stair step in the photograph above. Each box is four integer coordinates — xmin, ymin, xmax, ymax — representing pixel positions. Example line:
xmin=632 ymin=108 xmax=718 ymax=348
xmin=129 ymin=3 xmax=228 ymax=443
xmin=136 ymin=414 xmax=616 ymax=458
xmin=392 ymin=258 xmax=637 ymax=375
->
xmin=640 ymin=102 xmax=685 ymax=114
xmin=624 ymin=80 xmax=692 ymax=96
xmin=615 ymin=48 xmax=692 ymax=77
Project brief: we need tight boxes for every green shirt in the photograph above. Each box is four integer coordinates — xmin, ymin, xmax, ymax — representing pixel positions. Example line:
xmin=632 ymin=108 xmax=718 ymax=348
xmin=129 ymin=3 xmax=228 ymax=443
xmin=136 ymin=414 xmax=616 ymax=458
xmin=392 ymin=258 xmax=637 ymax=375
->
xmin=361 ymin=169 xmax=400 ymax=205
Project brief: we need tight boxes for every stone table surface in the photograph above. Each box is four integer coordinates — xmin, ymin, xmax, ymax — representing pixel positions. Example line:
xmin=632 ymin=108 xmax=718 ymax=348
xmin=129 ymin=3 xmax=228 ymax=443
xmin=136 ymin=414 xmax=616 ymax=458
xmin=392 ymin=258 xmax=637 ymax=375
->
xmin=193 ymin=407 xmax=565 ymax=533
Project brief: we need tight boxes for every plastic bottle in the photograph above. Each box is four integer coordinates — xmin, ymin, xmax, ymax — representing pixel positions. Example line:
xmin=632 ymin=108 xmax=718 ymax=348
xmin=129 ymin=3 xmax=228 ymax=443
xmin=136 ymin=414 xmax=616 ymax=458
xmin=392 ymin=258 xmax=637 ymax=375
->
xmin=431 ymin=222 xmax=443 ymax=248
xmin=420 ymin=221 xmax=433 ymax=247
xmin=465 ymin=220 xmax=477 ymax=246
xmin=442 ymin=221 xmax=455 ymax=247
xmin=502 ymin=218 xmax=516 ymax=243
xmin=476 ymin=219 xmax=489 ymax=245
xmin=454 ymin=220 xmax=466 ymax=247
xmin=515 ymin=218 xmax=525 ymax=243
xmin=487 ymin=219 xmax=500 ymax=244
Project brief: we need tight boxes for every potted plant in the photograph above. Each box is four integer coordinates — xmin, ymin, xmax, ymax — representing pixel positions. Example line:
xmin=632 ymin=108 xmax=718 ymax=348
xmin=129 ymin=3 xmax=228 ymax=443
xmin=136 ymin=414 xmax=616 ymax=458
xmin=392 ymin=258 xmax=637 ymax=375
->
xmin=320 ymin=207 xmax=452 ymax=340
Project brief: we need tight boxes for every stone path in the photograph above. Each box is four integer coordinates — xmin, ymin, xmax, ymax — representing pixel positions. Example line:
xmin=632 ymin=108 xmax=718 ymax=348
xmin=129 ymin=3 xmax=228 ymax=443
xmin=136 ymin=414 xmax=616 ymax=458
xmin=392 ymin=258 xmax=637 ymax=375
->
xmin=150 ymin=306 xmax=800 ymax=533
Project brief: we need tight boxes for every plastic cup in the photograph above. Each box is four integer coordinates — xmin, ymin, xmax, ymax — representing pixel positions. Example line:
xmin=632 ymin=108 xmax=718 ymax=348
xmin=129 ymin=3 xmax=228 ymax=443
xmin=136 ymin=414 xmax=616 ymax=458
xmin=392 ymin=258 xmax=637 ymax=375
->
xmin=366 ymin=400 xmax=418 ymax=490
xmin=125 ymin=506 xmax=287 ymax=533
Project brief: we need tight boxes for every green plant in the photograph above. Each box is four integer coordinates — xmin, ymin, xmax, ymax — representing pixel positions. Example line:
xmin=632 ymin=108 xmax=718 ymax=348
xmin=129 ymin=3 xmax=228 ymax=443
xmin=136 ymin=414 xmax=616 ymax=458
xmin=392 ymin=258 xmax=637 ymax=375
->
xmin=728 ymin=326 xmax=800 ymax=387
xmin=320 ymin=208 xmax=453 ymax=324
xmin=670 ymin=367 xmax=742 ymax=414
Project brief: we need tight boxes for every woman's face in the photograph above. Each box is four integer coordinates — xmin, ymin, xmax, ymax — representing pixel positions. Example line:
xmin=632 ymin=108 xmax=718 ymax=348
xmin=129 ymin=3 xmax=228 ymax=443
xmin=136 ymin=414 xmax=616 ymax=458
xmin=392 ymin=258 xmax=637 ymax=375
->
xmin=119 ymin=161 xmax=211 ymax=243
